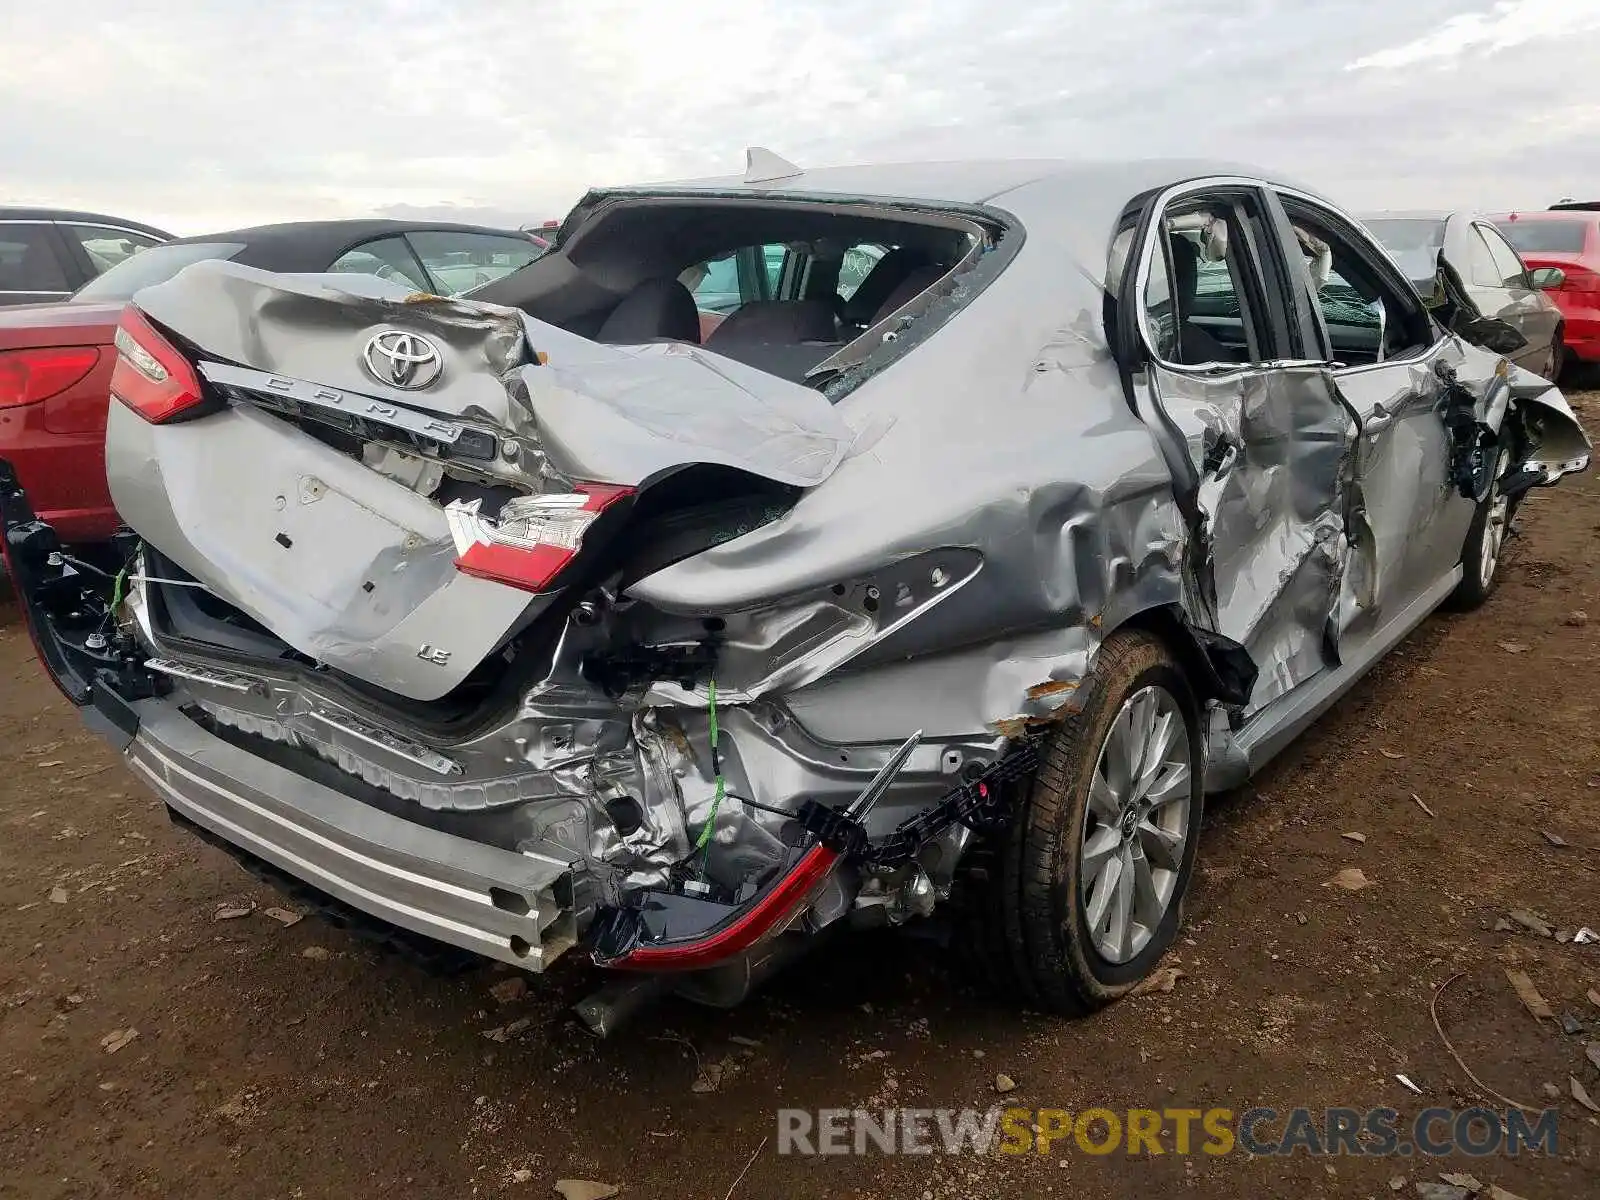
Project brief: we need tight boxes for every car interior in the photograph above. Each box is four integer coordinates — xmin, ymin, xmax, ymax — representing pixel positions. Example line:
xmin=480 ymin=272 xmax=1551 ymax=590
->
xmin=475 ymin=201 xmax=981 ymax=386
xmin=1137 ymin=195 xmax=1431 ymax=372
xmin=1284 ymin=209 xmax=1430 ymax=368
xmin=1145 ymin=206 xmax=1258 ymax=366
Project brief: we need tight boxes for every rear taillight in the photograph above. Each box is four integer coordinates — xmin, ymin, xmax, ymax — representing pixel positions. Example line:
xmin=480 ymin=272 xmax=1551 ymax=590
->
xmin=0 ymin=347 xmax=101 ymax=410
xmin=444 ymin=484 xmax=633 ymax=593
xmin=111 ymin=308 xmax=205 ymax=423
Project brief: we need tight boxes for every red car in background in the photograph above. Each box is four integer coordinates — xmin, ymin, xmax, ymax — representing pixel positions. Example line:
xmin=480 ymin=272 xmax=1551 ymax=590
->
xmin=0 ymin=218 xmax=547 ymax=545
xmin=1490 ymin=205 xmax=1600 ymax=376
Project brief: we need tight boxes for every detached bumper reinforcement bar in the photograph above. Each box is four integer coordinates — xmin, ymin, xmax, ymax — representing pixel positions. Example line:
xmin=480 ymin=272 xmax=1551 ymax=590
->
xmin=123 ymin=698 xmax=578 ymax=969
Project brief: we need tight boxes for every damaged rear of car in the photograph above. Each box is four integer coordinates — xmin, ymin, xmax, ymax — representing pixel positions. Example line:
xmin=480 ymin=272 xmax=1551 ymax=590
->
xmin=3 ymin=157 xmax=1589 ymax=1024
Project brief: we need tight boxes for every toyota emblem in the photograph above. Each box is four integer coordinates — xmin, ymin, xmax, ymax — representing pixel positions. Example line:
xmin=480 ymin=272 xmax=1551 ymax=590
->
xmin=362 ymin=329 xmax=443 ymax=390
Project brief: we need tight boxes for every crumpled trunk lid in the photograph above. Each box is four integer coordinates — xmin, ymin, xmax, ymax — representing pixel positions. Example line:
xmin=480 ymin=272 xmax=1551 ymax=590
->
xmin=109 ymin=261 xmax=853 ymax=703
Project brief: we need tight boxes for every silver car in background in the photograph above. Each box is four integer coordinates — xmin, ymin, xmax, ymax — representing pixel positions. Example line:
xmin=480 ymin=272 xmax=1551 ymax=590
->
xmin=1365 ymin=210 xmax=1567 ymax=378
xmin=2 ymin=156 xmax=1589 ymax=1026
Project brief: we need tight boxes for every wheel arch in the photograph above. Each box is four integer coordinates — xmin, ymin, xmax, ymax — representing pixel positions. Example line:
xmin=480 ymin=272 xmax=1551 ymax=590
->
xmin=1106 ymin=604 xmax=1257 ymax=711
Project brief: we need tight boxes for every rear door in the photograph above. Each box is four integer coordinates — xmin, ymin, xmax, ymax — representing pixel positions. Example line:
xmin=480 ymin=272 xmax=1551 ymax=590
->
xmin=1123 ymin=179 xmax=1358 ymax=716
xmin=1472 ymin=221 xmax=1560 ymax=372
xmin=0 ymin=221 xmax=78 ymax=305
xmin=1270 ymin=191 xmax=1475 ymax=641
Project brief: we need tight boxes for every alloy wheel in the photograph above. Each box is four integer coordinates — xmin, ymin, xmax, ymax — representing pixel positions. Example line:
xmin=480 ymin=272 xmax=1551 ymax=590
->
xmin=1078 ymin=684 xmax=1192 ymax=964
xmin=1479 ymin=457 xmax=1511 ymax=591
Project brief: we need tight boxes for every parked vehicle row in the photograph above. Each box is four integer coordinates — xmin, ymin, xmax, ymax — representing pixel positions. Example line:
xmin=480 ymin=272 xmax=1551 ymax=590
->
xmin=0 ymin=161 xmax=1589 ymax=1024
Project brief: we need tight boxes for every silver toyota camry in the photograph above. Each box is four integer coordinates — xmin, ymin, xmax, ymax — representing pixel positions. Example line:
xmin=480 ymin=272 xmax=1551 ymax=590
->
xmin=2 ymin=153 xmax=1589 ymax=1025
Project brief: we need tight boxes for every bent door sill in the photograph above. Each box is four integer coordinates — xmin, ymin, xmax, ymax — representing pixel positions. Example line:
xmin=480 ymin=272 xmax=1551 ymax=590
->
xmin=1220 ymin=565 xmax=1464 ymax=787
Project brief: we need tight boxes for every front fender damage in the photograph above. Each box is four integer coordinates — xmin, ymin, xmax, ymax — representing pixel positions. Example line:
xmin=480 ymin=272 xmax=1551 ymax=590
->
xmin=1437 ymin=355 xmax=1590 ymax=503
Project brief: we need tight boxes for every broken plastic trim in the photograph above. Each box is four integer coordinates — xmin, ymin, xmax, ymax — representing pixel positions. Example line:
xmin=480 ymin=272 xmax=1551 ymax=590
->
xmin=444 ymin=485 xmax=633 ymax=593
xmin=0 ymin=461 xmax=88 ymax=704
xmin=589 ymin=729 xmax=924 ymax=970
xmin=582 ymin=638 xmax=720 ymax=697
xmin=797 ymin=732 xmax=1035 ymax=867
xmin=198 ymin=361 xmax=498 ymax=463
xmin=589 ymin=843 xmax=839 ymax=971
xmin=0 ymin=461 xmax=164 ymax=716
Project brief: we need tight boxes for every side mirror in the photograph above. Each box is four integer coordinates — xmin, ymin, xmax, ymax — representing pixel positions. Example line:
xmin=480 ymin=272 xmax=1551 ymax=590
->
xmin=1530 ymin=266 xmax=1566 ymax=290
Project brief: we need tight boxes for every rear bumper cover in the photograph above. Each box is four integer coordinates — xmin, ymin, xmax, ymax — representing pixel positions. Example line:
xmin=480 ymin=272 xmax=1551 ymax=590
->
xmin=123 ymin=697 xmax=578 ymax=968
xmin=7 ymin=454 xmax=575 ymax=971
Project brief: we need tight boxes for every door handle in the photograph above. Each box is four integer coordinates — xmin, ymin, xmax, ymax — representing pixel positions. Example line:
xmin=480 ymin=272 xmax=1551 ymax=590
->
xmin=1363 ymin=404 xmax=1396 ymax=434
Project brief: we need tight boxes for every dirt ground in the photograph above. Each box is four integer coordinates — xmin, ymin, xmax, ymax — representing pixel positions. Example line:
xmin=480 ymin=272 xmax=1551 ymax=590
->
xmin=2 ymin=397 xmax=1598 ymax=1200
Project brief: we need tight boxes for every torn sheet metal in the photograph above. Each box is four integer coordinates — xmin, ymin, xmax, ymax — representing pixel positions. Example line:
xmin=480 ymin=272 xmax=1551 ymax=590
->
xmin=52 ymin=158 xmax=1590 ymax=993
xmin=504 ymin=340 xmax=852 ymax=488
xmin=106 ymin=400 xmax=535 ymax=702
xmin=133 ymin=261 xmax=530 ymax=419
xmin=110 ymin=263 xmax=855 ymax=700
xmin=133 ymin=260 xmax=854 ymax=489
xmin=1112 ymin=360 xmax=1354 ymax=715
xmin=628 ymin=229 xmax=1190 ymax=687
xmin=1501 ymin=363 xmax=1591 ymax=480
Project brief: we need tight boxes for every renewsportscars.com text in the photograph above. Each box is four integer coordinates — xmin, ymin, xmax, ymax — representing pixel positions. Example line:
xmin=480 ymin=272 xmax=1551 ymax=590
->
xmin=776 ymin=1106 xmax=1560 ymax=1158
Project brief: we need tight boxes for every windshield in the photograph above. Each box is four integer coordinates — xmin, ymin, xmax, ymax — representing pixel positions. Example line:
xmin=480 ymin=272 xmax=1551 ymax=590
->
xmin=1493 ymin=219 xmax=1589 ymax=255
xmin=73 ymin=241 xmax=245 ymax=302
xmin=1364 ymin=218 xmax=1447 ymax=284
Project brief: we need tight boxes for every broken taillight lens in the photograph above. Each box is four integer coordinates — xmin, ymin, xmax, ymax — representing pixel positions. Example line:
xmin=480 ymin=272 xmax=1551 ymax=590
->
xmin=111 ymin=308 xmax=206 ymax=423
xmin=0 ymin=347 xmax=101 ymax=410
xmin=445 ymin=484 xmax=633 ymax=593
xmin=603 ymin=843 xmax=841 ymax=971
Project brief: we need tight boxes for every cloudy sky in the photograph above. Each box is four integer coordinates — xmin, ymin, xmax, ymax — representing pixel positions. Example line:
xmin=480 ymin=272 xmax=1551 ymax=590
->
xmin=3 ymin=0 xmax=1597 ymax=235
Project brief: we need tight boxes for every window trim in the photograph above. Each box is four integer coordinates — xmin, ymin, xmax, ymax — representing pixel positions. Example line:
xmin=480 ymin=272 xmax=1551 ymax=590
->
xmin=45 ymin=219 xmax=162 ymax=236
xmin=1130 ymin=177 xmax=1289 ymax=377
xmin=400 ymin=229 xmax=545 ymax=297
xmin=1464 ymin=222 xmax=1508 ymax=290
xmin=398 ymin=232 xmax=449 ymax=294
xmin=330 ymin=234 xmax=434 ymax=293
xmin=733 ymin=245 xmax=771 ymax=305
xmin=1271 ymin=187 xmax=1442 ymax=376
xmin=0 ymin=219 xmax=77 ymax=294
xmin=57 ymin=221 xmax=165 ymax=281
xmin=1472 ymin=221 xmax=1530 ymax=289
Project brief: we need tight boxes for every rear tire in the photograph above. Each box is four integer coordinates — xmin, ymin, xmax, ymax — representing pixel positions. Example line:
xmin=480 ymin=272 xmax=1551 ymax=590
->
xmin=951 ymin=630 xmax=1203 ymax=1013
xmin=1447 ymin=445 xmax=1513 ymax=611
